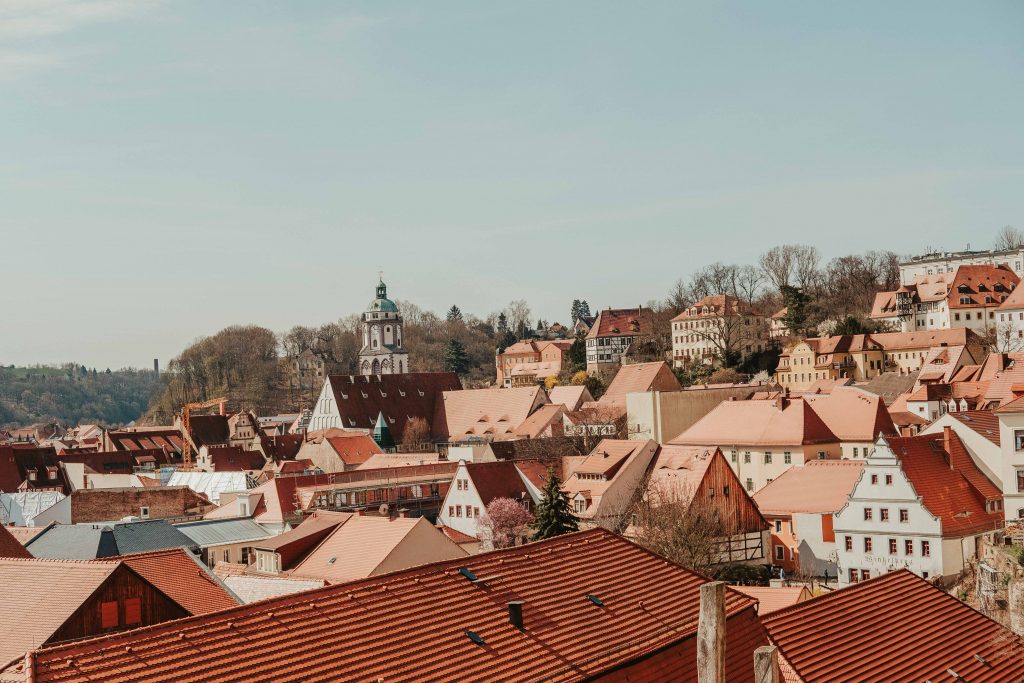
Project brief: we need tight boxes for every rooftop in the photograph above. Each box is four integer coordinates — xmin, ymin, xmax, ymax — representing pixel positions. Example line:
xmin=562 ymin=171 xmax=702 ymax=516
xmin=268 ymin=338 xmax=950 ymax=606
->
xmin=764 ymin=570 xmax=1024 ymax=682
xmin=11 ymin=529 xmax=769 ymax=683
xmin=753 ymin=460 xmax=864 ymax=515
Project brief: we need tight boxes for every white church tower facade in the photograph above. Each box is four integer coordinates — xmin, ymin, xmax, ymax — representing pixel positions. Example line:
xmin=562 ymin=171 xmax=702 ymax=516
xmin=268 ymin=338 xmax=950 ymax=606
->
xmin=358 ymin=278 xmax=409 ymax=375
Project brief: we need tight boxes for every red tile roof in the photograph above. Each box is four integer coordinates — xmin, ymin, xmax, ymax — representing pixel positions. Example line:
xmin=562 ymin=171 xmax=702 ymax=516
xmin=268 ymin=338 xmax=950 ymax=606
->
xmin=327 ymin=372 xmax=462 ymax=443
xmin=732 ymin=585 xmax=810 ymax=615
xmin=888 ymin=433 xmax=1002 ymax=537
xmin=763 ymin=569 xmax=1024 ymax=682
xmin=803 ymin=387 xmax=897 ymax=442
xmin=204 ymin=446 xmax=265 ymax=472
xmin=753 ymin=460 xmax=864 ymax=515
xmin=433 ymin=386 xmax=546 ymax=442
xmin=0 ymin=523 xmax=32 ymax=559
xmin=105 ymin=548 xmax=239 ymax=615
xmin=671 ymin=294 xmax=764 ymax=321
xmin=585 ymin=306 xmax=655 ymax=339
xmin=598 ymin=361 xmax=681 ymax=407
xmin=187 ymin=414 xmax=230 ymax=447
xmin=673 ymin=398 xmax=838 ymax=447
xmin=949 ymin=410 xmax=1001 ymax=446
xmin=13 ymin=529 xmax=769 ymax=683
xmin=463 ymin=460 xmax=532 ymax=505
xmin=325 ymin=433 xmax=383 ymax=466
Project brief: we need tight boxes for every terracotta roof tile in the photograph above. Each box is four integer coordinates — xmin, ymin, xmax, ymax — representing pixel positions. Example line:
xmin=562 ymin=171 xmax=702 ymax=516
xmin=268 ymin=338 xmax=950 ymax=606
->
xmin=105 ymin=548 xmax=239 ymax=615
xmin=764 ymin=569 xmax=1024 ymax=682
xmin=949 ymin=410 xmax=1001 ymax=446
xmin=732 ymin=585 xmax=810 ymax=615
xmin=325 ymin=433 xmax=383 ymax=466
xmin=0 ymin=523 xmax=32 ymax=559
xmin=803 ymin=387 xmax=897 ymax=442
xmin=753 ymin=460 xmax=864 ymax=515
xmin=585 ymin=307 xmax=654 ymax=339
xmin=673 ymin=398 xmax=838 ymax=447
xmin=327 ymin=372 xmax=462 ymax=442
xmin=598 ymin=362 xmax=681 ymax=407
xmin=887 ymin=433 xmax=1002 ymax=537
xmin=16 ymin=529 xmax=769 ymax=683
xmin=463 ymin=460 xmax=533 ymax=505
xmin=433 ymin=386 xmax=546 ymax=442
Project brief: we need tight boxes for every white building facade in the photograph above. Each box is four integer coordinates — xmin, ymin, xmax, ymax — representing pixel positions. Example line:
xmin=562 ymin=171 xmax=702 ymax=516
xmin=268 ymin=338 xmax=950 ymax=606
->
xmin=358 ymin=278 xmax=409 ymax=375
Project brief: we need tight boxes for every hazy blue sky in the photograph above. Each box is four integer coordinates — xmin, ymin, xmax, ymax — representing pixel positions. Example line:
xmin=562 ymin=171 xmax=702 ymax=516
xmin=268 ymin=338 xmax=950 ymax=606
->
xmin=2 ymin=1 xmax=1022 ymax=369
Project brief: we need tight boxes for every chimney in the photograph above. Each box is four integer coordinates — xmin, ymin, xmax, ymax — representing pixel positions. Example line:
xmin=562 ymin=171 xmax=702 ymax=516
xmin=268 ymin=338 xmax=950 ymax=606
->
xmin=943 ymin=425 xmax=953 ymax=469
xmin=153 ymin=359 xmax=159 ymax=377
xmin=900 ymin=426 xmax=914 ymax=438
xmin=774 ymin=395 xmax=788 ymax=412
xmin=697 ymin=581 xmax=726 ymax=683
xmin=507 ymin=601 xmax=524 ymax=630
xmin=219 ymin=400 xmax=227 ymax=416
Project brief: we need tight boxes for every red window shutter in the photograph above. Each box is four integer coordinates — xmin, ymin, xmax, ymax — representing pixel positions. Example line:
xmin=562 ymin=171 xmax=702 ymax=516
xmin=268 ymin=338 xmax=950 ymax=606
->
xmin=125 ymin=597 xmax=142 ymax=625
xmin=100 ymin=601 xmax=119 ymax=629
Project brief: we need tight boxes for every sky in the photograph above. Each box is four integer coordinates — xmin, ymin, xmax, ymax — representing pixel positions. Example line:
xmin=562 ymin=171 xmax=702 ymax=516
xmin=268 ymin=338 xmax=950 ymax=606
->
xmin=1 ymin=0 xmax=1022 ymax=369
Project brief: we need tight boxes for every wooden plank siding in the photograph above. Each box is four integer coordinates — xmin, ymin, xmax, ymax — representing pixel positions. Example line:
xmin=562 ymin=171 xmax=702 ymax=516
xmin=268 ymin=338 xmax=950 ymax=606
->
xmin=48 ymin=565 xmax=188 ymax=647
xmin=692 ymin=449 xmax=771 ymax=536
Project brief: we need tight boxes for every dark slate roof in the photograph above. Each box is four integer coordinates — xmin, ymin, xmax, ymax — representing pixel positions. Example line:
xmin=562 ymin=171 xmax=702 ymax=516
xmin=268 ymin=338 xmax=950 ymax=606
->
xmin=25 ymin=520 xmax=198 ymax=559
xmin=327 ymin=373 xmax=462 ymax=443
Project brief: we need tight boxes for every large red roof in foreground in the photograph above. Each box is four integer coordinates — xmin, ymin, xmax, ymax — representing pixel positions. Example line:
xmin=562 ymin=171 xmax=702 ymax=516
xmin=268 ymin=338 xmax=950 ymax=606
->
xmin=12 ymin=529 xmax=767 ymax=683
xmin=764 ymin=569 xmax=1024 ymax=683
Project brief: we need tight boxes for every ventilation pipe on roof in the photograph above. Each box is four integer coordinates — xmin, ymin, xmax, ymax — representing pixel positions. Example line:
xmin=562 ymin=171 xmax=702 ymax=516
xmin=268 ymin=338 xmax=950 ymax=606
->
xmin=507 ymin=601 xmax=524 ymax=630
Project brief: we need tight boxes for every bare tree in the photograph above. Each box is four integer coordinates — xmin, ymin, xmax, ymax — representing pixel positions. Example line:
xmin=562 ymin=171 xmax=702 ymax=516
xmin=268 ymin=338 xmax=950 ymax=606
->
xmin=759 ymin=245 xmax=797 ymax=291
xmin=504 ymin=300 xmax=532 ymax=338
xmin=793 ymin=245 xmax=821 ymax=293
xmin=995 ymin=225 xmax=1024 ymax=251
xmin=983 ymin=321 xmax=1024 ymax=354
xmin=665 ymin=278 xmax=690 ymax=314
xmin=630 ymin=480 xmax=732 ymax=576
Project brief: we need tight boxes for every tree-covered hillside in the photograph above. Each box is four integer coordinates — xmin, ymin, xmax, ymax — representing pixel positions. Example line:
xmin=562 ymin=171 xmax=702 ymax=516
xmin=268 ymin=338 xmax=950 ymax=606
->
xmin=0 ymin=364 xmax=159 ymax=428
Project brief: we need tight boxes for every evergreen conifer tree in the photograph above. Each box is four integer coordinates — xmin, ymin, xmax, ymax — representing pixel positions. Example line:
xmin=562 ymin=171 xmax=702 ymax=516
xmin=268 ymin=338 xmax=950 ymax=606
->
xmin=531 ymin=466 xmax=579 ymax=541
xmin=444 ymin=337 xmax=470 ymax=375
xmin=446 ymin=305 xmax=463 ymax=322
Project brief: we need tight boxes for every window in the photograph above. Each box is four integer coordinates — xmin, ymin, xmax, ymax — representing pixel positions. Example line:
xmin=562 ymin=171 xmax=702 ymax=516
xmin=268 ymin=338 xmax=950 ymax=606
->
xmin=139 ymin=506 xmax=150 ymax=519
xmin=730 ymin=450 xmax=737 ymax=463
xmin=775 ymin=545 xmax=785 ymax=560
xmin=849 ymin=568 xmax=858 ymax=583
xmin=871 ymin=474 xmax=878 ymax=485
xmin=864 ymin=537 xmax=872 ymax=552
xmin=853 ymin=447 xmax=859 ymax=457
xmin=124 ymin=597 xmax=141 ymax=625
xmin=448 ymin=506 xmax=454 ymax=517
xmin=818 ymin=451 xmax=826 ymax=460
xmin=899 ymin=509 xmax=909 ymax=523
xmin=864 ymin=508 xmax=873 ymax=521
xmin=922 ymin=540 xmax=931 ymax=557
xmin=100 ymin=601 xmax=119 ymax=629
xmin=722 ymin=485 xmax=730 ymax=497
xmin=885 ymin=474 xmax=893 ymax=485
xmin=743 ymin=452 xmax=751 ymax=464
xmin=888 ymin=538 xmax=897 ymax=555
xmin=474 ymin=507 xmax=480 ymax=518
xmin=880 ymin=508 xmax=889 ymax=522
xmin=923 ymin=571 xmax=929 ymax=579
xmin=783 ymin=452 xmax=792 ymax=464
xmin=238 ymin=500 xmax=249 ymax=516
xmin=845 ymin=536 xmax=853 ymax=551
xmin=1017 ymin=469 xmax=1024 ymax=493
xmin=904 ymin=539 xmax=913 ymax=555
xmin=223 ymin=549 xmax=230 ymax=563
xmin=861 ymin=569 xmax=871 ymax=581
xmin=455 ymin=505 xmax=463 ymax=517
xmin=241 ymin=547 xmax=250 ymax=564
xmin=574 ymin=498 xmax=587 ymax=514
xmin=745 ymin=478 xmax=754 ymax=492
xmin=775 ymin=520 xmax=782 ymax=532
xmin=764 ymin=452 xmax=773 ymax=465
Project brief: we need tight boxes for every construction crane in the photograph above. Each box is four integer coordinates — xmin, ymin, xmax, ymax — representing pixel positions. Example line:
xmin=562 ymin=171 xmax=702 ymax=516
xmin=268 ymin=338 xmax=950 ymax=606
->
xmin=180 ymin=397 xmax=227 ymax=471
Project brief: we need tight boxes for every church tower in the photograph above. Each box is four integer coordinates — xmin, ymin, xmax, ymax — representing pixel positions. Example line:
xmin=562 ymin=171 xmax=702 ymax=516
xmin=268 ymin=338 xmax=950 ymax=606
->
xmin=358 ymin=277 xmax=409 ymax=375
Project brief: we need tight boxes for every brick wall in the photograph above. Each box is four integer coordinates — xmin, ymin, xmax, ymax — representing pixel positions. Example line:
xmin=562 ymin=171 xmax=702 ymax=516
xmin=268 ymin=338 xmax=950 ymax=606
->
xmin=71 ymin=487 xmax=213 ymax=523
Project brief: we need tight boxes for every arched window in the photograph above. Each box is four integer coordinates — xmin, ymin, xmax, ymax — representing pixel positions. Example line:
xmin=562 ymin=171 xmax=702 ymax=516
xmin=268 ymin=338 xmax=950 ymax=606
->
xmin=372 ymin=359 xmax=380 ymax=374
